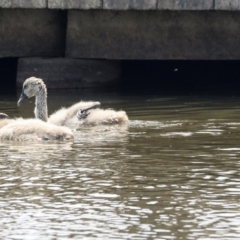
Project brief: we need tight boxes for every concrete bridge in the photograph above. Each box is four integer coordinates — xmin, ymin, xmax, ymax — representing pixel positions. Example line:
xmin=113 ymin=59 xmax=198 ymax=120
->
xmin=0 ymin=0 xmax=240 ymax=88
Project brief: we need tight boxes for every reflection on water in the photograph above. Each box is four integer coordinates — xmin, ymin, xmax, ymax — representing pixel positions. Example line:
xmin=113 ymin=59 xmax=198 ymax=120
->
xmin=0 ymin=91 xmax=240 ymax=239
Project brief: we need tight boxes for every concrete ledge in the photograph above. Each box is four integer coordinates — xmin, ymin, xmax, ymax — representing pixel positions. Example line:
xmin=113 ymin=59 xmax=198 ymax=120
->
xmin=48 ymin=0 xmax=102 ymax=9
xmin=103 ymin=0 xmax=157 ymax=10
xmin=158 ymin=0 xmax=213 ymax=10
xmin=0 ymin=9 xmax=66 ymax=58
xmin=1 ymin=0 xmax=240 ymax=10
xmin=215 ymin=0 xmax=240 ymax=10
xmin=0 ymin=0 xmax=47 ymax=8
xmin=17 ymin=58 xmax=121 ymax=88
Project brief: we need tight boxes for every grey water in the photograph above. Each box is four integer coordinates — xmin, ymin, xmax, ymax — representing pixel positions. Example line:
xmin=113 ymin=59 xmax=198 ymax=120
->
xmin=0 ymin=89 xmax=240 ymax=239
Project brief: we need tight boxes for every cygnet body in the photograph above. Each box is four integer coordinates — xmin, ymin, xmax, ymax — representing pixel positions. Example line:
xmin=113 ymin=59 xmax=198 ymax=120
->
xmin=0 ymin=113 xmax=73 ymax=141
xmin=0 ymin=118 xmax=73 ymax=141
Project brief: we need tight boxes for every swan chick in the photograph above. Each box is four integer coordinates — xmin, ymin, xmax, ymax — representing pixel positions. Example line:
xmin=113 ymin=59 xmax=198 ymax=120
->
xmin=17 ymin=77 xmax=102 ymax=126
xmin=0 ymin=119 xmax=73 ymax=141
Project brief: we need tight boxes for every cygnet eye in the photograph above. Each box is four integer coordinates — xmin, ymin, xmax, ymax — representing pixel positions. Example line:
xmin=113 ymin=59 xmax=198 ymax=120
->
xmin=24 ymin=85 xmax=28 ymax=90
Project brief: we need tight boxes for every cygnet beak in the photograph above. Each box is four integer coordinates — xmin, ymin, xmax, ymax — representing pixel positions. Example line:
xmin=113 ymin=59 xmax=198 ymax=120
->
xmin=17 ymin=92 xmax=28 ymax=106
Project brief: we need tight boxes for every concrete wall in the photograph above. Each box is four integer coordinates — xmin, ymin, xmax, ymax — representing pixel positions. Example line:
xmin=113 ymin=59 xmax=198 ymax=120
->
xmin=2 ymin=1 xmax=240 ymax=60
xmin=1 ymin=1 xmax=240 ymax=60
xmin=1 ymin=0 xmax=240 ymax=88
xmin=66 ymin=10 xmax=240 ymax=60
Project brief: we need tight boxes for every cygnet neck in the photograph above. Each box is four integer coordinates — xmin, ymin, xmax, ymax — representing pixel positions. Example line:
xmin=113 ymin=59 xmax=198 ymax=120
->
xmin=35 ymin=86 xmax=48 ymax=122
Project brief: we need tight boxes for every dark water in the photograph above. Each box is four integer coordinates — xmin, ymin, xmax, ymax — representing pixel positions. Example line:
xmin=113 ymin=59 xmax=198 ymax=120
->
xmin=0 ymin=90 xmax=240 ymax=239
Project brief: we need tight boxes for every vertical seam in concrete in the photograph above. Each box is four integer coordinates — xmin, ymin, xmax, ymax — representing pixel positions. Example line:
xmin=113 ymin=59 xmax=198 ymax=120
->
xmin=156 ymin=0 xmax=158 ymax=10
xmin=101 ymin=0 xmax=103 ymax=9
xmin=63 ymin=10 xmax=68 ymax=57
xmin=213 ymin=0 xmax=215 ymax=10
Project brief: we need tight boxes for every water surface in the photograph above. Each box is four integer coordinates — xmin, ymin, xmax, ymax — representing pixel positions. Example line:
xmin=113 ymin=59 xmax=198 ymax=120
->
xmin=0 ymin=90 xmax=240 ymax=239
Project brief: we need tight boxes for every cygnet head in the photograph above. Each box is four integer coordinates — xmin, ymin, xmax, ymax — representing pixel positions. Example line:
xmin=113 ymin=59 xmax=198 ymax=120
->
xmin=17 ymin=77 xmax=47 ymax=106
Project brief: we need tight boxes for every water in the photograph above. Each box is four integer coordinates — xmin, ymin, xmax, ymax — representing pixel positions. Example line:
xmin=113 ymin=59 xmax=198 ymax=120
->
xmin=0 ymin=90 xmax=240 ymax=239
